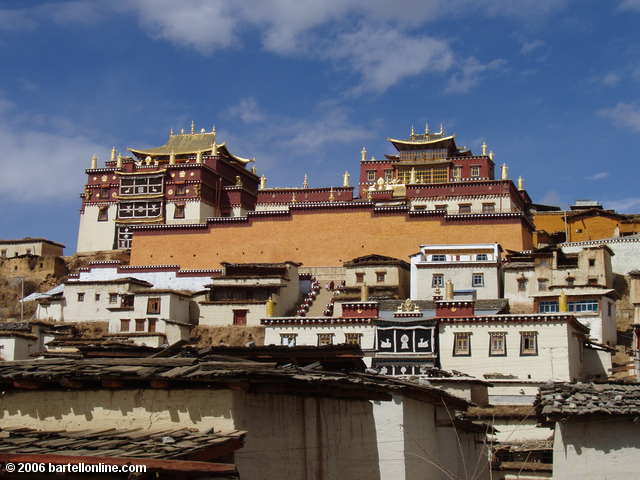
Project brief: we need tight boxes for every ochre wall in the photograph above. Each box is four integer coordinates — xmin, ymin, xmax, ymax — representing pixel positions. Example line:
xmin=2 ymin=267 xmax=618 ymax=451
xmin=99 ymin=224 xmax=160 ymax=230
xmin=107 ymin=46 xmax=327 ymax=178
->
xmin=130 ymin=208 xmax=533 ymax=269
xmin=533 ymin=212 xmax=565 ymax=234
xmin=566 ymin=216 xmax=619 ymax=242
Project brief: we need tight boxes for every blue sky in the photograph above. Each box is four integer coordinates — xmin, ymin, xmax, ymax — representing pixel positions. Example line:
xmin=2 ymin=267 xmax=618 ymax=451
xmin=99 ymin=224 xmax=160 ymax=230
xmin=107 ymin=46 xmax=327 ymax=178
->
xmin=1 ymin=0 xmax=640 ymax=253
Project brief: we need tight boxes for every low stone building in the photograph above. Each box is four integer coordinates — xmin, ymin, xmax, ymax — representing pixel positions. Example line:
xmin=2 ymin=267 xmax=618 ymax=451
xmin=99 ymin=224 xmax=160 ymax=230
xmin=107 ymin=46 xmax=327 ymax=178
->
xmin=537 ymin=383 xmax=640 ymax=480
xmin=0 ymin=356 xmax=491 ymax=480
xmin=0 ymin=238 xmax=65 ymax=258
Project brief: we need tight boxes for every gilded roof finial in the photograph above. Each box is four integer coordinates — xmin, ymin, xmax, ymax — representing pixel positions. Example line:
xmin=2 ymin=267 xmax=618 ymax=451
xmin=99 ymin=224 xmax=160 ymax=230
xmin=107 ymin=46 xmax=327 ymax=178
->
xmin=425 ymin=121 xmax=430 ymax=134
xmin=111 ymin=146 xmax=117 ymax=162
xmin=489 ymin=151 xmax=494 ymax=161
xmin=259 ymin=175 xmax=267 ymax=190
xmin=191 ymin=120 xmax=195 ymax=134
xmin=329 ymin=187 xmax=335 ymax=202
xmin=211 ymin=143 xmax=218 ymax=156
xmin=518 ymin=176 xmax=524 ymax=191
xmin=410 ymin=124 xmax=415 ymax=137
xmin=303 ymin=174 xmax=309 ymax=189
xmin=169 ymin=151 xmax=176 ymax=165
xmin=196 ymin=151 xmax=203 ymax=164
xmin=90 ymin=154 xmax=97 ymax=169
xmin=116 ymin=153 xmax=123 ymax=169
xmin=439 ymin=123 xmax=445 ymax=135
xmin=343 ymin=171 xmax=350 ymax=188
xmin=501 ymin=163 xmax=508 ymax=181
xmin=481 ymin=142 xmax=488 ymax=156
xmin=361 ymin=147 xmax=367 ymax=162
xmin=170 ymin=128 xmax=174 ymax=137
xmin=251 ymin=166 xmax=257 ymax=174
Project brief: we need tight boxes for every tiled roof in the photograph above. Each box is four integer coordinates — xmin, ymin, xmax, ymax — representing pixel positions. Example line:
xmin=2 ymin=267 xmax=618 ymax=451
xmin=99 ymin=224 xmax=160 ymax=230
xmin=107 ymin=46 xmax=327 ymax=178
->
xmin=536 ymin=383 xmax=640 ymax=420
xmin=0 ymin=427 xmax=244 ymax=460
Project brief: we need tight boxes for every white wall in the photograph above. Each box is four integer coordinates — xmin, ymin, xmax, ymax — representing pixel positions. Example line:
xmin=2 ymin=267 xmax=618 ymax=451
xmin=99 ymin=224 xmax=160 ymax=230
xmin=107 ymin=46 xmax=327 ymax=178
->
xmin=439 ymin=320 xmax=582 ymax=384
xmin=62 ymin=282 xmax=140 ymax=323
xmin=264 ymin=323 xmax=375 ymax=349
xmin=76 ymin=204 xmax=118 ymax=252
xmin=562 ymin=237 xmax=640 ymax=275
xmin=553 ymin=419 xmax=640 ymax=480
xmin=199 ymin=302 xmax=268 ymax=327
xmin=77 ymin=267 xmax=213 ymax=291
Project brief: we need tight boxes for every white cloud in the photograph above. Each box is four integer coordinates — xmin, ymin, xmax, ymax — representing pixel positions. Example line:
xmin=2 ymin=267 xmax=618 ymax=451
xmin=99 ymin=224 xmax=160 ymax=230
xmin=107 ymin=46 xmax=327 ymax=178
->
xmin=520 ymin=39 xmax=545 ymax=55
xmin=326 ymin=26 xmax=454 ymax=93
xmin=600 ymin=72 xmax=621 ymax=87
xmin=0 ymin=97 xmax=106 ymax=203
xmin=445 ymin=57 xmax=506 ymax=94
xmin=619 ymin=0 xmax=640 ymax=11
xmin=599 ymin=103 xmax=640 ymax=132
xmin=606 ymin=197 xmax=640 ymax=212
xmin=227 ymin=98 xmax=266 ymax=123
xmin=585 ymin=171 xmax=609 ymax=181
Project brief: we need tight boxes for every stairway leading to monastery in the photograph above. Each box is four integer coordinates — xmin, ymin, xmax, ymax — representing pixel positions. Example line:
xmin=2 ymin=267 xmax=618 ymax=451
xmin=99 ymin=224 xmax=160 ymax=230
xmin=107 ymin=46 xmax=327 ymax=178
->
xmin=306 ymin=287 xmax=335 ymax=317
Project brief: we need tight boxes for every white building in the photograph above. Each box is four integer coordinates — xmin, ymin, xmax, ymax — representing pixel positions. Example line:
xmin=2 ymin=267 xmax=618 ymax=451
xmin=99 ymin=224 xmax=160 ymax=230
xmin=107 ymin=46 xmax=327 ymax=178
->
xmin=0 ymin=238 xmax=65 ymax=258
xmin=437 ymin=300 xmax=610 ymax=404
xmin=538 ymin=383 xmax=640 ymax=480
xmin=410 ymin=244 xmax=502 ymax=300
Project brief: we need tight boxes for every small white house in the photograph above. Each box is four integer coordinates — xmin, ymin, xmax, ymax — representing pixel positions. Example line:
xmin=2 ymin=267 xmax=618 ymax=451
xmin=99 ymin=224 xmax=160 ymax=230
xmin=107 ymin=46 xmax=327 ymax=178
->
xmin=410 ymin=244 xmax=502 ymax=300
xmin=538 ymin=383 xmax=640 ymax=480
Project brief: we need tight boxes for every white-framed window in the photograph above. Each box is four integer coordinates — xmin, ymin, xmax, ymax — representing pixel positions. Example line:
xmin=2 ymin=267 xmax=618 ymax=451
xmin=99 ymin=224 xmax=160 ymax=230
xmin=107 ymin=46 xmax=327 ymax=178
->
xmin=476 ymin=254 xmax=488 ymax=261
xmin=569 ymin=300 xmax=599 ymax=313
xmin=77 ymin=292 xmax=85 ymax=302
xmin=458 ymin=204 xmax=471 ymax=214
xmin=482 ymin=203 xmax=495 ymax=213
xmin=118 ymin=201 xmax=162 ymax=219
xmin=116 ymin=226 xmax=133 ymax=249
xmin=470 ymin=166 xmax=481 ymax=178
xmin=367 ymin=170 xmax=376 ymax=182
xmin=280 ymin=334 xmax=297 ymax=347
xmin=345 ymin=333 xmax=362 ymax=345
xmin=432 ymin=274 xmax=444 ymax=287
xmin=431 ymin=254 xmax=446 ymax=262
xmin=472 ymin=273 xmax=484 ymax=287
xmin=539 ymin=301 xmax=559 ymax=313
xmin=120 ymin=176 xmax=163 ymax=196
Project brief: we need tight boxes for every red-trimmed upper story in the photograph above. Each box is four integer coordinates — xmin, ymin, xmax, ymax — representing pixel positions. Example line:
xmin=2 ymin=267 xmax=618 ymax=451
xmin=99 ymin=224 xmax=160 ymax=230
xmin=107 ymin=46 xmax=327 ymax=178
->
xmin=257 ymin=187 xmax=354 ymax=204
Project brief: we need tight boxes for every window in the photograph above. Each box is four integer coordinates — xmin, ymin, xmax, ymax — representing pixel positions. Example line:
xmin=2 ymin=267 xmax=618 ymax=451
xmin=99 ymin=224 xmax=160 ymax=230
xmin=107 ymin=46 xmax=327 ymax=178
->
xmin=489 ymin=332 xmax=507 ymax=356
xmin=588 ymin=278 xmax=598 ymax=286
xmin=376 ymin=271 xmax=386 ymax=283
xmin=77 ymin=292 xmax=85 ymax=302
xmin=135 ymin=319 xmax=145 ymax=332
xmin=566 ymin=276 xmax=575 ymax=287
xmin=345 ymin=333 xmax=362 ymax=345
xmin=384 ymin=169 xmax=394 ymax=182
xmin=367 ymin=170 xmax=376 ymax=182
xmin=174 ymin=204 xmax=185 ymax=219
xmin=147 ymin=297 xmax=161 ymax=314
xmin=482 ymin=203 xmax=495 ymax=213
xmin=435 ymin=204 xmax=447 ymax=212
xmin=148 ymin=318 xmax=157 ymax=333
xmin=476 ymin=254 xmax=488 ymax=261
xmin=118 ymin=201 xmax=162 ymax=219
xmin=520 ymin=332 xmax=538 ymax=356
xmin=432 ymin=274 xmax=444 ymax=288
xmin=122 ymin=295 xmax=134 ymax=308
xmin=355 ymin=272 xmax=365 ymax=283
xmin=458 ymin=204 xmax=471 ymax=214
xmin=453 ymin=332 xmax=471 ymax=356
xmin=120 ymin=319 xmax=130 ymax=332
xmin=539 ymin=301 xmax=559 ymax=313
xmin=568 ymin=300 xmax=599 ymax=313
xmin=431 ymin=254 xmax=446 ymax=262
xmin=453 ymin=166 xmax=462 ymax=180
xmin=233 ymin=309 xmax=248 ymax=325
xmin=0 ymin=250 xmax=5 ymax=257
xmin=317 ymin=333 xmax=334 ymax=346
xmin=280 ymin=334 xmax=297 ymax=347
xmin=472 ymin=273 xmax=484 ymax=287
xmin=109 ymin=293 xmax=118 ymax=304
xmin=98 ymin=207 xmax=109 ymax=222
xmin=120 ymin=176 xmax=163 ymax=196
xmin=397 ymin=166 xmax=448 ymax=184
xmin=470 ymin=166 xmax=481 ymax=178
xmin=537 ymin=279 xmax=548 ymax=291
xmin=608 ymin=302 xmax=612 ymax=316
xmin=588 ymin=258 xmax=596 ymax=267
xmin=117 ymin=226 xmax=133 ymax=249
xmin=175 ymin=184 xmax=187 ymax=196
xmin=26 ymin=248 xmax=32 ymax=254
xmin=95 ymin=293 xmax=101 ymax=302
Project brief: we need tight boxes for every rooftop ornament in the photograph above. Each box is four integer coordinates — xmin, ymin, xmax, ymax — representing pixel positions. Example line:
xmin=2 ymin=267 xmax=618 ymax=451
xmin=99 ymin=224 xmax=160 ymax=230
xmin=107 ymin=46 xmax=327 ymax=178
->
xmin=361 ymin=146 xmax=367 ymax=162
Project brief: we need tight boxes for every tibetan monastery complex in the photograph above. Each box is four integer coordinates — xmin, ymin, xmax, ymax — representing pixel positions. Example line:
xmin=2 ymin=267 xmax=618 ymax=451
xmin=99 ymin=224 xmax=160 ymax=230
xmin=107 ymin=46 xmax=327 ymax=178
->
xmin=78 ymin=123 xmax=535 ymax=268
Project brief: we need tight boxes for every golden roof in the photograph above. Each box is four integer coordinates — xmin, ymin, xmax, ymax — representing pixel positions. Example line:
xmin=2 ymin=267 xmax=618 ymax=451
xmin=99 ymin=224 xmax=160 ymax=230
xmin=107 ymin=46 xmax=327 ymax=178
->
xmin=128 ymin=132 xmax=253 ymax=165
xmin=387 ymin=134 xmax=456 ymax=146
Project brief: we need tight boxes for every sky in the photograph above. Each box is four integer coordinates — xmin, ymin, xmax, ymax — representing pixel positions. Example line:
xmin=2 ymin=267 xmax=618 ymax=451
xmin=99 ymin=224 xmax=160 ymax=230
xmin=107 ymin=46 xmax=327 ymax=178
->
xmin=1 ymin=0 xmax=640 ymax=253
